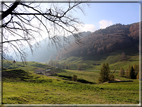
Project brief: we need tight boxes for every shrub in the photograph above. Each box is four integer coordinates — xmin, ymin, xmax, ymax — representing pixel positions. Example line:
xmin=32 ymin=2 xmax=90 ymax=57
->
xmin=109 ymin=73 xmax=115 ymax=81
xmin=72 ymin=75 xmax=77 ymax=81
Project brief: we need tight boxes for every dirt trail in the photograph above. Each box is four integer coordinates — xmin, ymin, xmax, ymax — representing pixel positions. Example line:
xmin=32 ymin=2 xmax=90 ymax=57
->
xmin=43 ymin=72 xmax=59 ymax=79
xmin=47 ymin=76 xmax=58 ymax=79
xmin=35 ymin=69 xmax=59 ymax=79
xmin=114 ymin=78 xmax=121 ymax=81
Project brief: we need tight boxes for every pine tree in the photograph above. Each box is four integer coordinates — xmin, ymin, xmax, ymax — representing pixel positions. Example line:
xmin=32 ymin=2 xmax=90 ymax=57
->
xmin=133 ymin=64 xmax=139 ymax=77
xmin=128 ymin=66 xmax=135 ymax=79
xmin=98 ymin=63 xmax=110 ymax=83
xmin=133 ymin=64 xmax=139 ymax=72
xmin=105 ymin=63 xmax=110 ymax=80
xmin=119 ymin=67 xmax=125 ymax=77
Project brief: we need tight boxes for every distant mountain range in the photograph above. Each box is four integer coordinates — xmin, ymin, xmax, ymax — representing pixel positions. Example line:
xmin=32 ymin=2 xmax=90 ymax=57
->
xmin=57 ymin=22 xmax=139 ymax=59
xmin=25 ymin=31 xmax=91 ymax=62
xmin=7 ymin=22 xmax=139 ymax=63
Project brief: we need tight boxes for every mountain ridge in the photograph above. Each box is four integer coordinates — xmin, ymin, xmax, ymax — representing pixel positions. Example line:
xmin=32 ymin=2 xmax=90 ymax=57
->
xmin=57 ymin=22 xmax=139 ymax=59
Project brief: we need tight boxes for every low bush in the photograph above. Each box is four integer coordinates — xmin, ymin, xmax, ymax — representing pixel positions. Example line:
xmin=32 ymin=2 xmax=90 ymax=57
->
xmin=72 ymin=75 xmax=77 ymax=81
xmin=109 ymin=73 xmax=115 ymax=81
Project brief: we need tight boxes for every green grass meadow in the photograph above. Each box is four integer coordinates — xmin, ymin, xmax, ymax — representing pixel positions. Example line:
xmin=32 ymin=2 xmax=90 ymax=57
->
xmin=3 ymin=77 xmax=139 ymax=104
xmin=2 ymin=47 xmax=141 ymax=104
xmin=2 ymin=68 xmax=140 ymax=104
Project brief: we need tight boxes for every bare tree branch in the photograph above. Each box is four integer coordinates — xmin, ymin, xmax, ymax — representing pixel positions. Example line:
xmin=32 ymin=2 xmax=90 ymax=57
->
xmin=1 ymin=0 xmax=21 ymax=20
xmin=1 ymin=38 xmax=30 ymax=44
xmin=1 ymin=0 xmax=86 ymax=62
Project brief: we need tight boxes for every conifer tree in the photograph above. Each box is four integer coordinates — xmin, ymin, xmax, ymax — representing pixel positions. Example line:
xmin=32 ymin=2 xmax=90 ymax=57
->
xmin=128 ymin=66 xmax=135 ymax=79
xmin=119 ymin=67 xmax=125 ymax=77
xmin=133 ymin=64 xmax=139 ymax=72
xmin=98 ymin=63 xmax=110 ymax=83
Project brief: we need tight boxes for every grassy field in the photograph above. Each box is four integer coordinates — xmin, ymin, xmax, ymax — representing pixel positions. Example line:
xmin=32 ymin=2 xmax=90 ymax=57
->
xmin=2 ymin=60 xmax=54 ymax=73
xmin=2 ymin=67 xmax=140 ymax=104
xmin=56 ymin=69 xmax=100 ymax=83
xmin=2 ymin=47 xmax=140 ymax=105
xmin=3 ymin=80 xmax=139 ymax=104
xmin=56 ymin=69 xmax=136 ymax=83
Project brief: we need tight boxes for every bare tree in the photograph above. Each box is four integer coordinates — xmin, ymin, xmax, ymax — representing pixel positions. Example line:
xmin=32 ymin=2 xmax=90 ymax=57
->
xmin=0 ymin=0 xmax=86 ymax=62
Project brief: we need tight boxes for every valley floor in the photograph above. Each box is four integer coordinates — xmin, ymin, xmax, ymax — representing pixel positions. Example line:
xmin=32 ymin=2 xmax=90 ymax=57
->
xmin=2 ymin=60 xmax=140 ymax=104
xmin=3 ymin=75 xmax=140 ymax=104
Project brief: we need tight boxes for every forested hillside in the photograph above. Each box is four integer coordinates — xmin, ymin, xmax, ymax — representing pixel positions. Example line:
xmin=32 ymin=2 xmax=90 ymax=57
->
xmin=57 ymin=22 xmax=139 ymax=59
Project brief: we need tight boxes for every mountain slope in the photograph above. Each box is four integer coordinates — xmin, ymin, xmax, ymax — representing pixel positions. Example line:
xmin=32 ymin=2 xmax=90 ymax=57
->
xmin=57 ymin=22 xmax=139 ymax=59
xmin=25 ymin=31 xmax=91 ymax=62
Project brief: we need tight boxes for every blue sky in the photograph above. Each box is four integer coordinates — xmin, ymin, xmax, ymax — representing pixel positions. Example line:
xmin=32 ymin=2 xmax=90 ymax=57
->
xmin=75 ymin=3 xmax=140 ymax=32
xmin=28 ymin=2 xmax=140 ymax=42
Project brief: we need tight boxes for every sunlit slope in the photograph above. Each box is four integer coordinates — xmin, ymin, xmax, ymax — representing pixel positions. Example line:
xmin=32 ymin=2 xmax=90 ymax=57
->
xmin=57 ymin=45 xmax=139 ymax=70
xmin=3 ymin=69 xmax=139 ymax=104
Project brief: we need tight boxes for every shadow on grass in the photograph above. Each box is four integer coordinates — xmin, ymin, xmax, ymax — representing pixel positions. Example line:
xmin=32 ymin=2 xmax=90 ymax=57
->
xmin=2 ymin=69 xmax=53 ymax=83
xmin=58 ymin=74 xmax=96 ymax=84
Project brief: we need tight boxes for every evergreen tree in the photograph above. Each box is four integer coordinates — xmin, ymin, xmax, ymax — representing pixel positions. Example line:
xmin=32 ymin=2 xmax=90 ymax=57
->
xmin=133 ymin=64 xmax=139 ymax=72
xmin=98 ymin=63 xmax=110 ymax=83
xmin=128 ymin=66 xmax=135 ymax=79
xmin=133 ymin=64 xmax=139 ymax=77
xmin=119 ymin=67 xmax=125 ymax=77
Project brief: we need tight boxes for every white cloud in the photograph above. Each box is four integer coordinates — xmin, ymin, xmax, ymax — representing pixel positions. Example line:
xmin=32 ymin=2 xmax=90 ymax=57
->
xmin=99 ymin=20 xmax=113 ymax=29
xmin=79 ymin=24 xmax=97 ymax=32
